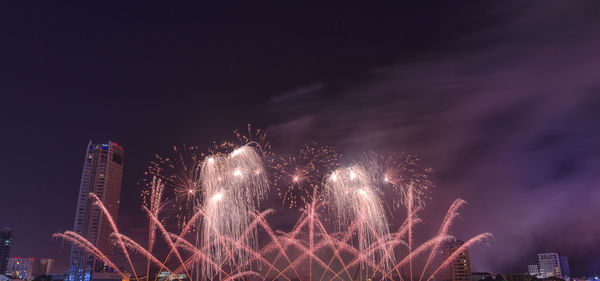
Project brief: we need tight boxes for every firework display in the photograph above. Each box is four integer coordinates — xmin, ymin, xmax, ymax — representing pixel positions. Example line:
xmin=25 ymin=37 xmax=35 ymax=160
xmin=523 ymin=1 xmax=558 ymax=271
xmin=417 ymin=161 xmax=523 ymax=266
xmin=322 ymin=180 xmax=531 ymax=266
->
xmin=54 ymin=127 xmax=491 ymax=281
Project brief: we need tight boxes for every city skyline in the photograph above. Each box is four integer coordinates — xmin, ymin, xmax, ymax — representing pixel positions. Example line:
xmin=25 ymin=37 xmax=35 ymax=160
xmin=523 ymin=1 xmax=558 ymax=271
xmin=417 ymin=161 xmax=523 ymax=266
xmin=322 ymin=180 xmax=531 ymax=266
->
xmin=1 ymin=0 xmax=599 ymax=278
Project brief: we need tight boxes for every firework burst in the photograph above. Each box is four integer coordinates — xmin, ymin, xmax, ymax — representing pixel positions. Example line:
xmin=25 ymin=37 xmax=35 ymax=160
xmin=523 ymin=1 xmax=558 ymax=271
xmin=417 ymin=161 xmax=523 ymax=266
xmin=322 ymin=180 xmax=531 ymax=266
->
xmin=142 ymin=145 xmax=203 ymax=228
xmin=207 ymin=124 xmax=274 ymax=163
xmin=362 ymin=151 xmax=434 ymax=209
xmin=273 ymin=143 xmax=340 ymax=208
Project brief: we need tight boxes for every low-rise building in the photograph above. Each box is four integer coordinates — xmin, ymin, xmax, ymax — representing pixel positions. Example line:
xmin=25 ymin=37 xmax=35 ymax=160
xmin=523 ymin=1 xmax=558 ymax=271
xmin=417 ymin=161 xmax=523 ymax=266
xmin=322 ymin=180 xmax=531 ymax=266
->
xmin=472 ymin=272 xmax=493 ymax=281
xmin=503 ymin=273 xmax=529 ymax=281
xmin=7 ymin=257 xmax=38 ymax=280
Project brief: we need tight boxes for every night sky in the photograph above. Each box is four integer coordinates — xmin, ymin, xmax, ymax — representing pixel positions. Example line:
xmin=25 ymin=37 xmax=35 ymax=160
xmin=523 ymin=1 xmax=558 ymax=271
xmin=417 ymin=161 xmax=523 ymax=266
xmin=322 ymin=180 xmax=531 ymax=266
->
xmin=1 ymin=1 xmax=600 ymax=277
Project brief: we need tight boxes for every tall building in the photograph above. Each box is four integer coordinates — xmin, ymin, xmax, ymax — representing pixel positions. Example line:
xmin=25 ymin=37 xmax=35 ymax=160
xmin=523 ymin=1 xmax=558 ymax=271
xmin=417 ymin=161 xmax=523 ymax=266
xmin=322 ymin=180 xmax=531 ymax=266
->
xmin=537 ymin=253 xmax=569 ymax=278
xmin=7 ymin=257 xmax=37 ymax=280
xmin=68 ymin=142 xmax=124 ymax=281
xmin=442 ymin=238 xmax=472 ymax=281
xmin=0 ymin=229 xmax=13 ymax=274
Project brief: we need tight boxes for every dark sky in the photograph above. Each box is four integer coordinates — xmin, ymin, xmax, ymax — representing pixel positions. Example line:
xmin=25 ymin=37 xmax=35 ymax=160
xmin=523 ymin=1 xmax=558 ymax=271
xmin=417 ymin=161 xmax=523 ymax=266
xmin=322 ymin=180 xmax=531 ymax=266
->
xmin=1 ymin=1 xmax=599 ymax=277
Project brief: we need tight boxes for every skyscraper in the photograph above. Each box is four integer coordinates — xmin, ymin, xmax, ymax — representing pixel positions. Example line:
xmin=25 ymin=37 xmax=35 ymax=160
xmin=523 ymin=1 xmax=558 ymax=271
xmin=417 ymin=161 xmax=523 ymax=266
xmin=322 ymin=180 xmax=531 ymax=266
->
xmin=442 ymin=238 xmax=472 ymax=281
xmin=0 ymin=228 xmax=13 ymax=274
xmin=68 ymin=142 xmax=124 ymax=281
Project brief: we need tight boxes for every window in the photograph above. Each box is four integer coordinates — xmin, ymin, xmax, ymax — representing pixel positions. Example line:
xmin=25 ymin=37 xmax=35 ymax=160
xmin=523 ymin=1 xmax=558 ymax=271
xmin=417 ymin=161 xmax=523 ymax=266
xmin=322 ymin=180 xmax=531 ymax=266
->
xmin=112 ymin=153 xmax=122 ymax=165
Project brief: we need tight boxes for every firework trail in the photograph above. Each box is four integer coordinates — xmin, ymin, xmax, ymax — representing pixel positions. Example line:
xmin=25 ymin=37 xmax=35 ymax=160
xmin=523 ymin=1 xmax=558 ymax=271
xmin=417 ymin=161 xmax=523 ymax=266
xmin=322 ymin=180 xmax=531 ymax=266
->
xmin=89 ymin=193 xmax=139 ymax=281
xmin=201 ymin=145 xmax=269 ymax=207
xmin=199 ymin=144 xmax=269 ymax=278
xmin=418 ymin=199 xmax=466 ymax=281
xmin=207 ymin=124 xmax=274 ymax=163
xmin=273 ymin=143 xmax=340 ymax=208
xmin=147 ymin=209 xmax=208 ymax=281
xmin=171 ymin=210 xmax=281 ymax=280
xmin=408 ymin=184 xmax=415 ymax=281
xmin=52 ymin=232 xmax=124 ymax=277
xmin=426 ymin=233 xmax=493 ymax=281
xmin=378 ymin=234 xmax=452 ymax=281
xmin=222 ymin=271 xmax=262 ymax=281
xmin=168 ymin=235 xmax=235 ymax=280
xmin=142 ymin=205 xmax=192 ymax=279
xmin=200 ymin=190 xmax=249 ymax=278
xmin=259 ymin=210 xmax=310 ymax=280
xmin=250 ymin=211 xmax=303 ymax=281
xmin=324 ymin=165 xmax=393 ymax=276
xmin=112 ymin=233 xmax=173 ymax=274
xmin=144 ymin=177 xmax=164 ymax=278
xmin=361 ymin=151 xmax=433 ymax=210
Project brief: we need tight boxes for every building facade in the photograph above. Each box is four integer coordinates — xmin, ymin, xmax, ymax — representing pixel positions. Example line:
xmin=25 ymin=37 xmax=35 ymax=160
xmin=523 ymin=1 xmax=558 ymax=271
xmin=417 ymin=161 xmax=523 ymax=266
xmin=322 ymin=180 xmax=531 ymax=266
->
xmin=0 ymin=229 xmax=13 ymax=274
xmin=537 ymin=253 xmax=569 ymax=278
xmin=67 ymin=142 xmax=124 ymax=281
xmin=7 ymin=257 xmax=37 ymax=280
xmin=442 ymin=238 xmax=472 ymax=281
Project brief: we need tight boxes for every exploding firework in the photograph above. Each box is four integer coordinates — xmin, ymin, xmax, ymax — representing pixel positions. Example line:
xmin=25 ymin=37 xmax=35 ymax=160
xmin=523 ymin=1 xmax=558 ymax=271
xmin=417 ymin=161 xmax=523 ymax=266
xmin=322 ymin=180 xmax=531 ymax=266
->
xmin=362 ymin=151 xmax=434 ymax=209
xmin=142 ymin=145 xmax=203 ymax=228
xmin=273 ymin=143 xmax=340 ymax=208
xmin=207 ymin=124 xmax=274 ymax=163
xmin=201 ymin=145 xmax=269 ymax=209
